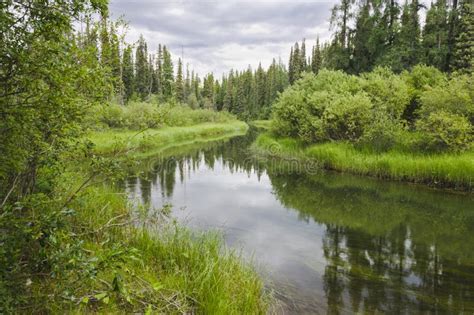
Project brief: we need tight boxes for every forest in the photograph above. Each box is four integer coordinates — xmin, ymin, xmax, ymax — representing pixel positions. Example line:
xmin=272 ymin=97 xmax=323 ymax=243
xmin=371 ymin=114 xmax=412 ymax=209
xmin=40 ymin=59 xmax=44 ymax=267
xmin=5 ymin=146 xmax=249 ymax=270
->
xmin=0 ymin=0 xmax=473 ymax=313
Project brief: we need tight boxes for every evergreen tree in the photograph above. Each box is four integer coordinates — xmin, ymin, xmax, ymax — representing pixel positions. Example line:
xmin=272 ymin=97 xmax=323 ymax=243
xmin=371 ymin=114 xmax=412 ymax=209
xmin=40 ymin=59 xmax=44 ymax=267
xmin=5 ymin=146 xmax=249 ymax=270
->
xmin=122 ymin=45 xmax=134 ymax=102
xmin=162 ymin=45 xmax=174 ymax=100
xmin=223 ymin=71 xmax=234 ymax=112
xmin=301 ymin=39 xmax=307 ymax=71
xmin=352 ymin=1 xmax=374 ymax=73
xmin=288 ymin=47 xmax=295 ymax=84
xmin=175 ymin=58 xmax=185 ymax=103
xmin=423 ymin=0 xmax=449 ymax=70
xmin=255 ymin=63 xmax=266 ymax=116
xmin=452 ymin=1 xmax=474 ymax=73
xmin=135 ymin=35 xmax=149 ymax=99
xmin=185 ymin=63 xmax=191 ymax=99
xmin=312 ymin=37 xmax=322 ymax=74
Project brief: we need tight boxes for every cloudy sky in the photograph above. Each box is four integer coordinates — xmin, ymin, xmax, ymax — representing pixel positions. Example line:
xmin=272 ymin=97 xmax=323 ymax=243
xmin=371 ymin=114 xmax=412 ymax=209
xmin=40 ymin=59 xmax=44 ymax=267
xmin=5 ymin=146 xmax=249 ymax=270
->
xmin=109 ymin=0 xmax=336 ymax=77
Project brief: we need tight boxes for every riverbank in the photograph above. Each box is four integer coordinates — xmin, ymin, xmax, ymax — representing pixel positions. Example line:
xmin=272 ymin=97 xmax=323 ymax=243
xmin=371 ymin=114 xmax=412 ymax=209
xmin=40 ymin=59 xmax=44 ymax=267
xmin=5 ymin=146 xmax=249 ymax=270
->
xmin=4 ymin=122 xmax=269 ymax=313
xmin=253 ymin=133 xmax=474 ymax=191
xmin=89 ymin=121 xmax=248 ymax=158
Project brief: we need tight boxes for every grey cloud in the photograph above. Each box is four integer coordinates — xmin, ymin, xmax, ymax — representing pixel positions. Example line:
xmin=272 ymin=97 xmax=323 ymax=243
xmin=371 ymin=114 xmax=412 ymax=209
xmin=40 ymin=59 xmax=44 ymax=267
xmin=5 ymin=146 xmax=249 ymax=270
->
xmin=109 ymin=0 xmax=336 ymax=75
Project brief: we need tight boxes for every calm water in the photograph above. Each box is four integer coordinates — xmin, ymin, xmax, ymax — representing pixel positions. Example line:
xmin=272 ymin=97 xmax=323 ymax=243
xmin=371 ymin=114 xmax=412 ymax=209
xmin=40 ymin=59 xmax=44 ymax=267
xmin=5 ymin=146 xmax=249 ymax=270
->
xmin=123 ymin=129 xmax=474 ymax=314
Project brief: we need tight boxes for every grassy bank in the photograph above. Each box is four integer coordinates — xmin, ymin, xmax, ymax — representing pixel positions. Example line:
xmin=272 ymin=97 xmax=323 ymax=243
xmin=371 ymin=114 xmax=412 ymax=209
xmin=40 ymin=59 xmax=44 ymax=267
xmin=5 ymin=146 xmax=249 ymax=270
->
xmin=250 ymin=120 xmax=272 ymax=130
xmin=2 ymin=121 xmax=269 ymax=313
xmin=28 ymin=175 xmax=268 ymax=313
xmin=253 ymin=133 xmax=474 ymax=191
xmin=89 ymin=121 xmax=248 ymax=158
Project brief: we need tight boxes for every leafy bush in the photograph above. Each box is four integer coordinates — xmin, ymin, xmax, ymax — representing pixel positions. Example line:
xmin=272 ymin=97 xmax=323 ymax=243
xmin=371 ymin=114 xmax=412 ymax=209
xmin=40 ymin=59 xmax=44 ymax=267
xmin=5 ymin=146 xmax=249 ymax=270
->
xmin=96 ymin=102 xmax=236 ymax=130
xmin=416 ymin=111 xmax=472 ymax=152
xmin=419 ymin=74 xmax=474 ymax=123
xmin=272 ymin=67 xmax=472 ymax=154
xmin=358 ymin=114 xmax=406 ymax=152
xmin=322 ymin=93 xmax=373 ymax=141
xmin=361 ymin=67 xmax=410 ymax=118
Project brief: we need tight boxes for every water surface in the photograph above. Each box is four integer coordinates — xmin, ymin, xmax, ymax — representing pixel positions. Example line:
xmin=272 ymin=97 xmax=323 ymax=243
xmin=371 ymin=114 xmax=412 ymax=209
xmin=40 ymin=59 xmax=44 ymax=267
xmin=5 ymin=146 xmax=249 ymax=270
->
xmin=123 ymin=129 xmax=474 ymax=314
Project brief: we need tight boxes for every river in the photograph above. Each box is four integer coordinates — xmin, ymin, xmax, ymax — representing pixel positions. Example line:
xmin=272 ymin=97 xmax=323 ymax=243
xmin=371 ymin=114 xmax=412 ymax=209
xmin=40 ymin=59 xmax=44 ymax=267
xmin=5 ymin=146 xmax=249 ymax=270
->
xmin=121 ymin=128 xmax=474 ymax=314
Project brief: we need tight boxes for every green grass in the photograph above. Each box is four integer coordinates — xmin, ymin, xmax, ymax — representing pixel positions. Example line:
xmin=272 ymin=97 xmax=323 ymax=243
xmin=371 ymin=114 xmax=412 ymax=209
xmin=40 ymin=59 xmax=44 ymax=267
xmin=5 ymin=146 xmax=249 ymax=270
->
xmin=31 ymin=180 xmax=269 ymax=314
xmin=89 ymin=121 xmax=248 ymax=158
xmin=250 ymin=120 xmax=272 ymax=130
xmin=253 ymin=133 xmax=474 ymax=191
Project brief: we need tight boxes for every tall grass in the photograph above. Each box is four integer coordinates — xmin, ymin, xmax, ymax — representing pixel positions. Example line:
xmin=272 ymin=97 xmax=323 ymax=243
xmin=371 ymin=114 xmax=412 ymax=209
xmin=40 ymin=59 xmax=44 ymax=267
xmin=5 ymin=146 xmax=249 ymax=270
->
xmin=32 ymin=176 xmax=269 ymax=313
xmin=89 ymin=121 xmax=248 ymax=157
xmin=253 ymin=133 xmax=474 ymax=191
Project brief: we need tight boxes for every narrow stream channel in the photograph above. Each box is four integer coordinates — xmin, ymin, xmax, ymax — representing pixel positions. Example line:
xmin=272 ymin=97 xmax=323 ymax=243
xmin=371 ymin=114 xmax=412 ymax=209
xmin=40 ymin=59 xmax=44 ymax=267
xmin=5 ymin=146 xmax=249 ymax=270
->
xmin=122 ymin=128 xmax=474 ymax=314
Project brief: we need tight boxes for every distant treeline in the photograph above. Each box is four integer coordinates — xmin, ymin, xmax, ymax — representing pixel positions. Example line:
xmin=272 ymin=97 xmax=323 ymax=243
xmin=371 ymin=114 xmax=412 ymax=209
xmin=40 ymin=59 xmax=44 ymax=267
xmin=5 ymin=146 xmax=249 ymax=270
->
xmin=289 ymin=0 xmax=472 ymax=81
xmin=81 ymin=17 xmax=288 ymax=120
xmin=84 ymin=0 xmax=472 ymax=120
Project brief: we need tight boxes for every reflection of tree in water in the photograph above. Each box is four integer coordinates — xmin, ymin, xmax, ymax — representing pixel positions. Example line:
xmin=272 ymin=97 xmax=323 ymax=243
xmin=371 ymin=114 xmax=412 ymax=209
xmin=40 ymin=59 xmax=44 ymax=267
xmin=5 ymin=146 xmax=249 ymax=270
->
xmin=269 ymin=171 xmax=474 ymax=313
xmin=124 ymin=128 xmax=474 ymax=313
xmin=128 ymin=126 xmax=264 ymax=198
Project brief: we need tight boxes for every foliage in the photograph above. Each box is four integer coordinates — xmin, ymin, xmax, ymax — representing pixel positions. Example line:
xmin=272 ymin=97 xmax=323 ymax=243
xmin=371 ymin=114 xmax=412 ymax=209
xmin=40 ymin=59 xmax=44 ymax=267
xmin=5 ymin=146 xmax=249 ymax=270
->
xmin=272 ymin=67 xmax=473 ymax=154
xmin=253 ymin=133 xmax=474 ymax=190
xmin=416 ymin=111 xmax=472 ymax=152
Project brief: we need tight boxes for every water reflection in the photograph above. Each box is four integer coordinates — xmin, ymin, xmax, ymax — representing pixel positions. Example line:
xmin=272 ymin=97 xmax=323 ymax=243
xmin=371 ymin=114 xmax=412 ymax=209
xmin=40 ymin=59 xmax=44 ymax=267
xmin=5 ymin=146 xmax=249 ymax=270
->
xmin=122 ymin=130 xmax=474 ymax=314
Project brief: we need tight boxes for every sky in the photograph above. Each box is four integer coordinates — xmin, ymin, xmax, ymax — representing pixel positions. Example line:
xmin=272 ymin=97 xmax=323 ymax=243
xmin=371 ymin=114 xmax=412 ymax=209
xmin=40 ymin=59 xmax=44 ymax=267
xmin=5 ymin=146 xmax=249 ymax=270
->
xmin=109 ymin=0 xmax=337 ymax=77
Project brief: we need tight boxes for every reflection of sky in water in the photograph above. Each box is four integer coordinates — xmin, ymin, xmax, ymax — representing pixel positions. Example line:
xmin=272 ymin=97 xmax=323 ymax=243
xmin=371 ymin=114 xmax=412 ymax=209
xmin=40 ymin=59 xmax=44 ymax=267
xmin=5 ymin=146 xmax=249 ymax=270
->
xmin=124 ymin=137 xmax=474 ymax=314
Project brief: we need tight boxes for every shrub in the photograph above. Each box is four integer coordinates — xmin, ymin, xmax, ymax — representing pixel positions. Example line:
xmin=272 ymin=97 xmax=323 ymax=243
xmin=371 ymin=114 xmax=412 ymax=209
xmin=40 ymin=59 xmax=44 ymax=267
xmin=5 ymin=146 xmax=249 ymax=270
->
xmin=361 ymin=67 xmax=410 ymax=119
xmin=416 ymin=111 xmax=472 ymax=152
xmin=419 ymin=74 xmax=474 ymax=123
xmin=322 ymin=93 xmax=373 ymax=141
xmin=358 ymin=114 xmax=405 ymax=152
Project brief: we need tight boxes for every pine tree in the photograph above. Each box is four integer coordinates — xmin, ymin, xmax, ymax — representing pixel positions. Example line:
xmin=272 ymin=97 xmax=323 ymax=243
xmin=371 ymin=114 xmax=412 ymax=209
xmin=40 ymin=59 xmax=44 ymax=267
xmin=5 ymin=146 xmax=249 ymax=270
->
xmin=423 ymin=0 xmax=449 ymax=70
xmin=312 ymin=37 xmax=322 ymax=74
xmin=352 ymin=1 xmax=374 ymax=73
xmin=301 ymin=39 xmax=307 ymax=71
xmin=162 ymin=45 xmax=174 ymax=100
xmin=175 ymin=58 xmax=185 ymax=103
xmin=223 ymin=71 xmax=234 ymax=112
xmin=452 ymin=1 xmax=474 ymax=73
xmin=135 ymin=35 xmax=149 ymax=100
xmin=255 ymin=63 xmax=266 ymax=116
xmin=288 ymin=47 xmax=295 ymax=84
xmin=122 ymin=45 xmax=134 ymax=102
xmin=185 ymin=63 xmax=191 ymax=99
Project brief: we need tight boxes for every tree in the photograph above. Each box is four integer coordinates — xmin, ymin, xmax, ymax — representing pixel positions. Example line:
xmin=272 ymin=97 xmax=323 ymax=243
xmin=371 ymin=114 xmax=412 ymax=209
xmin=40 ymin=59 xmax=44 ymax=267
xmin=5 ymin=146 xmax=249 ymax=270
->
xmin=135 ymin=35 xmax=149 ymax=99
xmin=162 ymin=45 xmax=174 ymax=100
xmin=312 ymin=37 xmax=322 ymax=74
xmin=175 ymin=58 xmax=185 ymax=102
xmin=122 ymin=45 xmax=134 ymax=102
xmin=452 ymin=1 xmax=474 ymax=73
xmin=422 ymin=0 xmax=449 ymax=70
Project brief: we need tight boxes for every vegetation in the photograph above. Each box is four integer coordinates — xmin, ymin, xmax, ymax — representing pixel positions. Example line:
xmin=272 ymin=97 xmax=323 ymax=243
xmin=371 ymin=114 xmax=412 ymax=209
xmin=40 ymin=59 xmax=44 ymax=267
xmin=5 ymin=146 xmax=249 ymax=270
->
xmin=89 ymin=121 xmax=248 ymax=157
xmin=271 ymin=66 xmax=472 ymax=152
xmin=253 ymin=133 xmax=473 ymax=190
xmin=254 ymin=65 xmax=473 ymax=190
xmin=0 ymin=1 xmax=267 ymax=312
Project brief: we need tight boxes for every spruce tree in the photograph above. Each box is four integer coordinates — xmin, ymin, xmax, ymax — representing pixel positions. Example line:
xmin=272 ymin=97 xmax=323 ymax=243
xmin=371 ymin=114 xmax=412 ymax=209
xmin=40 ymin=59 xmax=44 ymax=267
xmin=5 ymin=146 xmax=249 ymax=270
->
xmin=301 ymin=39 xmax=307 ymax=71
xmin=175 ymin=58 xmax=185 ymax=103
xmin=135 ymin=35 xmax=149 ymax=100
xmin=452 ymin=1 xmax=474 ymax=73
xmin=312 ymin=37 xmax=322 ymax=74
xmin=423 ymin=0 xmax=449 ymax=70
xmin=288 ymin=47 xmax=295 ymax=84
xmin=162 ymin=45 xmax=174 ymax=100
xmin=122 ymin=45 xmax=134 ymax=102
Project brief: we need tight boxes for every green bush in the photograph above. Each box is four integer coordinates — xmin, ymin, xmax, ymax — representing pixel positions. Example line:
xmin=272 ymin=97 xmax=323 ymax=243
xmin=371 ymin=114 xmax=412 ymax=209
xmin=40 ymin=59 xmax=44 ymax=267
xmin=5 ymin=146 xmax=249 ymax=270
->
xmin=322 ymin=93 xmax=373 ymax=141
xmin=416 ymin=111 xmax=472 ymax=152
xmin=361 ymin=67 xmax=410 ymax=118
xmin=357 ymin=114 xmax=405 ymax=152
xmin=419 ymin=73 xmax=474 ymax=123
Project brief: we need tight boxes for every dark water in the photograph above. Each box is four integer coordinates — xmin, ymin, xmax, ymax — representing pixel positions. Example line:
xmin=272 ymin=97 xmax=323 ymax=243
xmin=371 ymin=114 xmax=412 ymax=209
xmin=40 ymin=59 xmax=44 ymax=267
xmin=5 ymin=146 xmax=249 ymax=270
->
xmin=123 ymin=129 xmax=474 ymax=314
